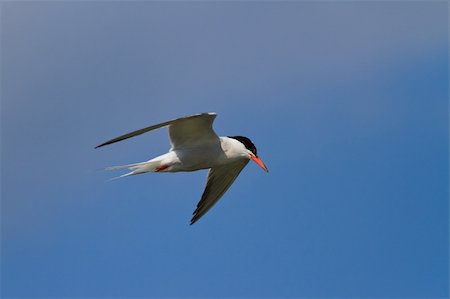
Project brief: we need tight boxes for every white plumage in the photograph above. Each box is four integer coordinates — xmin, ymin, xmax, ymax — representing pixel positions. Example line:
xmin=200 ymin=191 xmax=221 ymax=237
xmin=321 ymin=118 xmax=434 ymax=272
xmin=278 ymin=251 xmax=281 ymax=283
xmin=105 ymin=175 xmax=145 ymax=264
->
xmin=96 ymin=112 xmax=268 ymax=224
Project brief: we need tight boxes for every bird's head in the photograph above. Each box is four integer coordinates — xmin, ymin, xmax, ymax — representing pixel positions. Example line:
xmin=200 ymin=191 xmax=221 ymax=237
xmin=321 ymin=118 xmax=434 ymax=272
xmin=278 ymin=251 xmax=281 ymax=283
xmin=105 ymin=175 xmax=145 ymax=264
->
xmin=228 ymin=136 xmax=268 ymax=172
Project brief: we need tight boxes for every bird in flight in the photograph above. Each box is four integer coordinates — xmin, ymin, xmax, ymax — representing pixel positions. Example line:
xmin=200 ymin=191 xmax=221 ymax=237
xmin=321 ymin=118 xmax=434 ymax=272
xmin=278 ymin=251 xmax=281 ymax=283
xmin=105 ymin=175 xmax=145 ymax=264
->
xmin=96 ymin=112 xmax=268 ymax=224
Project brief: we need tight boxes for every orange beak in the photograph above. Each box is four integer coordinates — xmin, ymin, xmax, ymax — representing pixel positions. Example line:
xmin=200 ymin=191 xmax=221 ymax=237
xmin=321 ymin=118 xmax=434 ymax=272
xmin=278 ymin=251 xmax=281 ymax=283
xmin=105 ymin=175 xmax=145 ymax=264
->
xmin=249 ymin=153 xmax=269 ymax=172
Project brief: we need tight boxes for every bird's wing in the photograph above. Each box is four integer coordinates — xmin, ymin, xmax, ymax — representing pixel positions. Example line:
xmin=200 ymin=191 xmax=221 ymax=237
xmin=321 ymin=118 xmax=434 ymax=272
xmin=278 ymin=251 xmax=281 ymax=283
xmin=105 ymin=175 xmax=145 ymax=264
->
xmin=191 ymin=159 xmax=249 ymax=224
xmin=95 ymin=112 xmax=218 ymax=149
xmin=167 ymin=113 xmax=219 ymax=149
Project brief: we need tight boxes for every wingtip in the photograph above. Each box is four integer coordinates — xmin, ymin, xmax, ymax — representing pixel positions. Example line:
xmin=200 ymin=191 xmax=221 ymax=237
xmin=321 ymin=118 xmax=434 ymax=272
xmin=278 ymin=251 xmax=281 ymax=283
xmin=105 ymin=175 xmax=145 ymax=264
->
xmin=190 ymin=211 xmax=199 ymax=225
xmin=95 ymin=141 xmax=110 ymax=149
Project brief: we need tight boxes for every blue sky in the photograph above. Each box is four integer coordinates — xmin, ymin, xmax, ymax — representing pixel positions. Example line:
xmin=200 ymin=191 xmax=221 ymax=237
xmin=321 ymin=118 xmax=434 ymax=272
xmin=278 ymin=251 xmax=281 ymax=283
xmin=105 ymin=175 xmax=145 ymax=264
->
xmin=1 ymin=1 xmax=448 ymax=298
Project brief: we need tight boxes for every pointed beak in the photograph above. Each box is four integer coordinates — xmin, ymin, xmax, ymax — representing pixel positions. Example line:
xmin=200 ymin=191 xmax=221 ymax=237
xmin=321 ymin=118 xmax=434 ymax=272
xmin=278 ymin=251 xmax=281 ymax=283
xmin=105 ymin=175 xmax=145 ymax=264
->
xmin=249 ymin=154 xmax=269 ymax=172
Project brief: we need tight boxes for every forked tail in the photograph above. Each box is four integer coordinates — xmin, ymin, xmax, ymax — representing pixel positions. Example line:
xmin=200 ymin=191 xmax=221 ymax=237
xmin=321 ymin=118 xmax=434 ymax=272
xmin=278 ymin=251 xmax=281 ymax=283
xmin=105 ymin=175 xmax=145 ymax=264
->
xmin=105 ymin=160 xmax=160 ymax=180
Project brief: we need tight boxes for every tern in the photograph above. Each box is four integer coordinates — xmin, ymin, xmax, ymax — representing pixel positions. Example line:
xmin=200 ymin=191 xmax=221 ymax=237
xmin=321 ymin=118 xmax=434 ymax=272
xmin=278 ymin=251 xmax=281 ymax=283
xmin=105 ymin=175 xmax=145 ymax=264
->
xmin=96 ymin=112 xmax=268 ymax=224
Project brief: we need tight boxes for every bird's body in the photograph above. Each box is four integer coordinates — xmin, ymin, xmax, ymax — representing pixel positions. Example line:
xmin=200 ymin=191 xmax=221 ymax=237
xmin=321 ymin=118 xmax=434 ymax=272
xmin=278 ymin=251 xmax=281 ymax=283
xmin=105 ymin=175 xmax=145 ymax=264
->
xmin=96 ymin=112 xmax=268 ymax=224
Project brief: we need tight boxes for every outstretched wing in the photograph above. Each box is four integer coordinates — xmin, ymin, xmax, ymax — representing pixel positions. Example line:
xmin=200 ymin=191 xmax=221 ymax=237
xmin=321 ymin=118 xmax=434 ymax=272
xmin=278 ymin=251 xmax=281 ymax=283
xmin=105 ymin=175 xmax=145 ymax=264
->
xmin=95 ymin=112 xmax=218 ymax=149
xmin=191 ymin=159 xmax=249 ymax=225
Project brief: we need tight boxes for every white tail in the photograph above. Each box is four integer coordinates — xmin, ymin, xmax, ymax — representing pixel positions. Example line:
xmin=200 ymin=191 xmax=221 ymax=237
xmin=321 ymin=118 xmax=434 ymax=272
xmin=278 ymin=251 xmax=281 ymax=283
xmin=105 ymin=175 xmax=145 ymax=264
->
xmin=105 ymin=160 xmax=161 ymax=180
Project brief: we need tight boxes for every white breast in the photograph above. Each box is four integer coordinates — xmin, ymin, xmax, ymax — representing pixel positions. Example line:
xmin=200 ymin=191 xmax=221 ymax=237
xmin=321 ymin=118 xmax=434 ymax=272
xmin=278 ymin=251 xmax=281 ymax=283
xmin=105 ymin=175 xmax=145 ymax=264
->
xmin=167 ymin=137 xmax=249 ymax=172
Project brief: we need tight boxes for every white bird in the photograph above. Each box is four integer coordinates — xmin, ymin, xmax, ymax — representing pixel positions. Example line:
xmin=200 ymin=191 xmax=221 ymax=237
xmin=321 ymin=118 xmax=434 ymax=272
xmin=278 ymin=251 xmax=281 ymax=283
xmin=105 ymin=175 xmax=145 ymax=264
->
xmin=96 ymin=112 xmax=268 ymax=224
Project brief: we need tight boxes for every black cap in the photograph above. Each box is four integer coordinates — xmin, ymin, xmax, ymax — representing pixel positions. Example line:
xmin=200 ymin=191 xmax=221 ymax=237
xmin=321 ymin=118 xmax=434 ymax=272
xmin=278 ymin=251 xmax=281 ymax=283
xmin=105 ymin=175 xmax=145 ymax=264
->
xmin=228 ymin=136 xmax=257 ymax=156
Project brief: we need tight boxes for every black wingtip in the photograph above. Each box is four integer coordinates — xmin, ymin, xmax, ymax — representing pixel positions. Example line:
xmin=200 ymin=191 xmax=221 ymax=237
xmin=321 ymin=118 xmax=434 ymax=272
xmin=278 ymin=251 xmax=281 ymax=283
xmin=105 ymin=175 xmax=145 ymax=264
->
xmin=190 ymin=215 xmax=199 ymax=225
xmin=95 ymin=142 xmax=108 ymax=149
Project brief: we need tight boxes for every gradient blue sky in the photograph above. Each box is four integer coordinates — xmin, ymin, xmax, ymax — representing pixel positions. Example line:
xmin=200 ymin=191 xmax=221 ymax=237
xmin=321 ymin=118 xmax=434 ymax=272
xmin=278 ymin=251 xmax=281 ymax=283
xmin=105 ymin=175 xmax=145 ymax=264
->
xmin=1 ymin=1 xmax=448 ymax=298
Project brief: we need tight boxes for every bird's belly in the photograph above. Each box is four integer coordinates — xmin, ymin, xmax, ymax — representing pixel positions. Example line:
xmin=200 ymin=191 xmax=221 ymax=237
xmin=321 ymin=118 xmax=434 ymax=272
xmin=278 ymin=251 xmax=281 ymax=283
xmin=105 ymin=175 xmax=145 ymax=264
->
xmin=169 ymin=147 xmax=225 ymax=172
